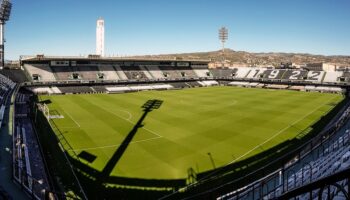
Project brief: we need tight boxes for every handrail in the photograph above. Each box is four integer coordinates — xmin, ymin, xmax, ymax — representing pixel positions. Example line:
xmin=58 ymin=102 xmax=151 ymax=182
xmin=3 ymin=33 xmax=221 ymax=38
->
xmin=278 ymin=167 xmax=350 ymax=199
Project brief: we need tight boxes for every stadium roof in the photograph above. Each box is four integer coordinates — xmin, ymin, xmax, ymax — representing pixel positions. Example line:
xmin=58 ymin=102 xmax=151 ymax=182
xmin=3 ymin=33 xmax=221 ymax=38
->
xmin=20 ymin=55 xmax=211 ymax=63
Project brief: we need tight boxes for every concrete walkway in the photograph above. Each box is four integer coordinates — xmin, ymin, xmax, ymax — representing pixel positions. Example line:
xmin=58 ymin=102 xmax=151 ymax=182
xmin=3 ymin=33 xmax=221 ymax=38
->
xmin=0 ymin=102 xmax=29 ymax=199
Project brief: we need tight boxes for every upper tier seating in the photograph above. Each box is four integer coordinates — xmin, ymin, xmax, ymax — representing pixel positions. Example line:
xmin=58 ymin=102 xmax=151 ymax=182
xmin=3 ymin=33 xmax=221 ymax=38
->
xmin=323 ymin=71 xmax=343 ymax=83
xmin=0 ymin=69 xmax=28 ymax=83
xmin=145 ymin=65 xmax=165 ymax=79
xmin=51 ymin=66 xmax=74 ymax=80
xmin=281 ymin=70 xmax=308 ymax=80
xmin=175 ymin=66 xmax=198 ymax=79
xmin=113 ymin=66 xmax=128 ymax=80
xmin=24 ymin=64 xmax=56 ymax=81
xmin=210 ymin=68 xmax=238 ymax=78
xmin=306 ymin=71 xmax=326 ymax=83
xmin=235 ymin=67 xmax=251 ymax=78
xmin=138 ymin=65 xmax=154 ymax=79
xmin=160 ymin=66 xmax=183 ymax=79
xmin=245 ymin=68 xmax=267 ymax=79
xmin=97 ymin=65 xmax=120 ymax=80
xmin=192 ymin=65 xmax=212 ymax=78
xmin=261 ymin=69 xmax=286 ymax=79
xmin=119 ymin=66 xmax=147 ymax=80
xmin=339 ymin=72 xmax=350 ymax=82
xmin=77 ymin=66 xmax=99 ymax=80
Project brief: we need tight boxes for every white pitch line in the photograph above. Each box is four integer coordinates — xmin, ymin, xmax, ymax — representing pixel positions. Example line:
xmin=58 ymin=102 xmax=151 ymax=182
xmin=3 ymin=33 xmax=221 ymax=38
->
xmin=88 ymin=101 xmax=162 ymax=138
xmin=64 ymin=110 xmax=81 ymax=128
xmin=228 ymin=95 xmax=338 ymax=165
xmin=118 ymin=110 xmax=132 ymax=120
xmin=59 ymin=126 xmax=80 ymax=129
xmin=68 ymin=136 xmax=162 ymax=152
xmin=105 ymin=109 xmax=133 ymax=120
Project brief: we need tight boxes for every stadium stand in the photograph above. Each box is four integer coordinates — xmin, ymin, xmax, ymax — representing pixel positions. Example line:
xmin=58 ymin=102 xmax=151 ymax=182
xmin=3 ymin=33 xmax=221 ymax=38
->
xmin=192 ymin=65 xmax=212 ymax=78
xmin=17 ymin=56 xmax=350 ymax=87
xmin=228 ymin=81 xmax=251 ymax=87
xmin=169 ymin=82 xmax=190 ymax=88
xmin=97 ymin=65 xmax=120 ymax=80
xmin=58 ymin=86 xmax=93 ymax=94
xmin=144 ymin=65 xmax=166 ymax=79
xmin=245 ymin=68 xmax=267 ymax=79
xmin=210 ymin=67 xmax=238 ymax=78
xmin=105 ymin=84 xmax=173 ymax=93
xmin=323 ymin=71 xmax=343 ymax=83
xmin=186 ymin=81 xmax=201 ymax=87
xmin=227 ymin=81 xmax=263 ymax=88
xmin=14 ymin=56 xmax=350 ymax=199
xmin=235 ymin=67 xmax=251 ymax=78
xmin=289 ymin=85 xmax=306 ymax=91
xmin=30 ymin=86 xmax=61 ymax=94
xmin=175 ymin=66 xmax=198 ymax=79
xmin=339 ymin=72 xmax=350 ymax=82
xmin=13 ymin=91 xmax=51 ymax=199
xmin=305 ymin=85 xmax=344 ymax=93
xmin=265 ymin=84 xmax=289 ymax=89
xmin=160 ymin=66 xmax=183 ymax=79
xmin=0 ymin=69 xmax=28 ymax=83
xmin=113 ymin=65 xmax=129 ymax=80
xmin=139 ymin=65 xmax=154 ymax=79
xmin=120 ymin=65 xmax=148 ymax=80
xmin=261 ymin=69 xmax=286 ymax=79
xmin=281 ymin=70 xmax=308 ymax=80
xmin=76 ymin=65 xmax=99 ymax=80
xmin=91 ymin=85 xmax=108 ymax=92
xmin=306 ymin=71 xmax=326 ymax=83
xmin=24 ymin=64 xmax=56 ymax=81
xmin=198 ymin=80 xmax=219 ymax=86
xmin=51 ymin=65 xmax=75 ymax=80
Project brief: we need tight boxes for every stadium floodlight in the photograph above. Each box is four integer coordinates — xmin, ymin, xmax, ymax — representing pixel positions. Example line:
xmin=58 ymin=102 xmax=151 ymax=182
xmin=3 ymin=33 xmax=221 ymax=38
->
xmin=0 ymin=0 xmax=11 ymax=69
xmin=0 ymin=0 xmax=12 ymax=21
xmin=219 ymin=26 xmax=228 ymax=64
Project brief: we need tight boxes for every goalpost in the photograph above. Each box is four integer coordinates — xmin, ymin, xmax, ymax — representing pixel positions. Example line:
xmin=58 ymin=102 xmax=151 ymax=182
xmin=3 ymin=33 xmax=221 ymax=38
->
xmin=41 ymin=103 xmax=50 ymax=119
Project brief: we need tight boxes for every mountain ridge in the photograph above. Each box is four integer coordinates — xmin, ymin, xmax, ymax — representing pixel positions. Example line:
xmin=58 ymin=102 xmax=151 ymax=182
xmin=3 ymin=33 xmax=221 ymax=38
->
xmin=129 ymin=49 xmax=350 ymax=67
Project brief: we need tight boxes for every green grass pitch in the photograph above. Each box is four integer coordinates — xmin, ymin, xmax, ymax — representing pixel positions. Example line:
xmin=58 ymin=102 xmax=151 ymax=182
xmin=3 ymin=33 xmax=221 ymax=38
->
xmin=40 ymin=86 xmax=343 ymax=180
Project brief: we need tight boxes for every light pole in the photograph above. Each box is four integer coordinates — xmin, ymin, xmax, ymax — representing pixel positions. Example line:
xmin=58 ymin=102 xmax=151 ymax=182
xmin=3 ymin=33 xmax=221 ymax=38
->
xmin=0 ymin=0 xmax=12 ymax=69
xmin=219 ymin=26 xmax=228 ymax=65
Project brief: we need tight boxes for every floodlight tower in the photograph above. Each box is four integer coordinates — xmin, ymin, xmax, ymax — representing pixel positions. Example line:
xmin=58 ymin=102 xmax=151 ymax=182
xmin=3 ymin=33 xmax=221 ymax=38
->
xmin=0 ymin=0 xmax=12 ymax=69
xmin=219 ymin=26 xmax=228 ymax=64
xmin=96 ymin=17 xmax=105 ymax=57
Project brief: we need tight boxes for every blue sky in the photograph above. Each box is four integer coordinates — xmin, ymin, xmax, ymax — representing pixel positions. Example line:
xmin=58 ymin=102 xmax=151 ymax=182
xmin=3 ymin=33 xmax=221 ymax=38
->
xmin=5 ymin=0 xmax=350 ymax=60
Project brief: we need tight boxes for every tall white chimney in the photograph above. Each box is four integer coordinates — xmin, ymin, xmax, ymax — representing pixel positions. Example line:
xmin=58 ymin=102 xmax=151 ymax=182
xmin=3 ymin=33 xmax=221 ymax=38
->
xmin=96 ymin=17 xmax=104 ymax=57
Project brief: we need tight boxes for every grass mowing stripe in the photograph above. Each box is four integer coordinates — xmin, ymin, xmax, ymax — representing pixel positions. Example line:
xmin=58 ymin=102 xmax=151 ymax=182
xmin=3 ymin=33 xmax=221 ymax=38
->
xmin=40 ymin=87 xmax=343 ymax=179
xmin=83 ymin=95 xmax=163 ymax=138
xmin=228 ymin=95 xmax=339 ymax=164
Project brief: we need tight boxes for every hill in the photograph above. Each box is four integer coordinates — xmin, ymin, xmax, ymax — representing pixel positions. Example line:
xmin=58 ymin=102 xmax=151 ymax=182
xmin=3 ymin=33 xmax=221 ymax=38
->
xmin=128 ymin=49 xmax=350 ymax=67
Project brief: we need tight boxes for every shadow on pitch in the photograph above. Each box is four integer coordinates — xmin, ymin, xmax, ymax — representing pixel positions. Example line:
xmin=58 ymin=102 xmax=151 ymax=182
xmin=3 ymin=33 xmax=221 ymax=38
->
xmin=33 ymin=92 xmax=349 ymax=199
xmin=94 ymin=99 xmax=163 ymax=195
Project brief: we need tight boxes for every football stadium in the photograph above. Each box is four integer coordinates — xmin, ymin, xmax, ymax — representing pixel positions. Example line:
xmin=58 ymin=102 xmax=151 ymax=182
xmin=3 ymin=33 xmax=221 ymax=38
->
xmin=1 ymin=1 xmax=350 ymax=200
xmin=1 ymin=55 xmax=349 ymax=200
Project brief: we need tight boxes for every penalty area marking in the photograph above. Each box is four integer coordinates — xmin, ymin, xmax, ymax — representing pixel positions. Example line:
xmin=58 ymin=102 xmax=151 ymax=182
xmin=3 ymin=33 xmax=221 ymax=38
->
xmin=66 ymin=101 xmax=164 ymax=152
xmin=106 ymin=109 xmax=133 ymax=121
